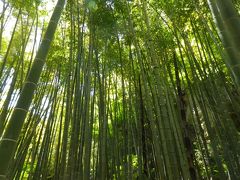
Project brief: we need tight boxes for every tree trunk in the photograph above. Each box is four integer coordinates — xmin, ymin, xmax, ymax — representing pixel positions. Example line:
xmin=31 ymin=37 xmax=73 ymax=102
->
xmin=0 ymin=0 xmax=65 ymax=178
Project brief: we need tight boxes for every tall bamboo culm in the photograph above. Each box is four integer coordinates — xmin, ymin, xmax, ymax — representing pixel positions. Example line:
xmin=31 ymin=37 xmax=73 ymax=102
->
xmin=0 ymin=0 xmax=66 ymax=178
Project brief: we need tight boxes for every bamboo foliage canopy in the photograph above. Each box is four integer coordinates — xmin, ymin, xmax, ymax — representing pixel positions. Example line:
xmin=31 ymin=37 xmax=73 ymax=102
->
xmin=0 ymin=0 xmax=240 ymax=179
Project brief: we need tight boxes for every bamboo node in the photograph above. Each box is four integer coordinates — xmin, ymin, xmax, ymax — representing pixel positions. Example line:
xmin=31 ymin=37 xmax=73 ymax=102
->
xmin=43 ymin=38 xmax=51 ymax=42
xmin=24 ymin=81 xmax=38 ymax=87
xmin=35 ymin=57 xmax=45 ymax=63
xmin=49 ymin=20 xmax=59 ymax=25
xmin=14 ymin=107 xmax=28 ymax=113
xmin=55 ymin=4 xmax=64 ymax=9
xmin=0 ymin=138 xmax=17 ymax=143
xmin=231 ymin=64 xmax=240 ymax=69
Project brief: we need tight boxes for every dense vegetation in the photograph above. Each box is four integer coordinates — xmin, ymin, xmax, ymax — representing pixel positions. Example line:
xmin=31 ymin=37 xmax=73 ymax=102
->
xmin=0 ymin=0 xmax=240 ymax=179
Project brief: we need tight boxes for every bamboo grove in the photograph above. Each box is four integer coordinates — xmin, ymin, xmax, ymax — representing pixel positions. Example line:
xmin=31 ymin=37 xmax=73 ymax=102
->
xmin=0 ymin=0 xmax=240 ymax=179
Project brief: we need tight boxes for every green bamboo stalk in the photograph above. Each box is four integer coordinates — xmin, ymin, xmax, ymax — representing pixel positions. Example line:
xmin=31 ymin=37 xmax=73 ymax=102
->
xmin=0 ymin=0 xmax=66 ymax=178
xmin=0 ymin=9 xmax=21 ymax=79
xmin=0 ymin=1 xmax=9 ymax=53
xmin=207 ymin=0 xmax=240 ymax=85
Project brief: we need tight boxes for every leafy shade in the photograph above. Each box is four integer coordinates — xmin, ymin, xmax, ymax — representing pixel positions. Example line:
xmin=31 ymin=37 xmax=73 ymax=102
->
xmin=0 ymin=0 xmax=240 ymax=179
